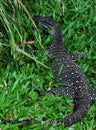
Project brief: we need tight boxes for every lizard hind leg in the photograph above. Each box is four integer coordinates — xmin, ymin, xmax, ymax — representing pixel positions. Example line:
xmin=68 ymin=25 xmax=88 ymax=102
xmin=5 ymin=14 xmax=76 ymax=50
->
xmin=49 ymin=86 xmax=75 ymax=98
xmin=69 ymin=52 xmax=85 ymax=61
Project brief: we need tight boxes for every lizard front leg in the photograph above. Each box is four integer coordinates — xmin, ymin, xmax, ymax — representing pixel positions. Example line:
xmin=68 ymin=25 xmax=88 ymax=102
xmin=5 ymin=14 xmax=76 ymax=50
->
xmin=69 ymin=52 xmax=84 ymax=61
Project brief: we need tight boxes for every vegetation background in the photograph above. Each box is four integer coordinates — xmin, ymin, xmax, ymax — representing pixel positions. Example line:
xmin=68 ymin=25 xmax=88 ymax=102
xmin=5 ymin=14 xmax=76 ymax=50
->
xmin=0 ymin=0 xmax=96 ymax=130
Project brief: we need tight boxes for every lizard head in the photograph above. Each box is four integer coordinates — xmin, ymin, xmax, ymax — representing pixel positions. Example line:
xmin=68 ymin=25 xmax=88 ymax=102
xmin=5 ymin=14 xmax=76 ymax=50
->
xmin=34 ymin=16 xmax=58 ymax=35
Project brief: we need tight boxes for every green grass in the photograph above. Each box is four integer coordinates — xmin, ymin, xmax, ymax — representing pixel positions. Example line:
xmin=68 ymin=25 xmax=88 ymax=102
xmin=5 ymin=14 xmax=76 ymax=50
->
xmin=0 ymin=0 xmax=96 ymax=130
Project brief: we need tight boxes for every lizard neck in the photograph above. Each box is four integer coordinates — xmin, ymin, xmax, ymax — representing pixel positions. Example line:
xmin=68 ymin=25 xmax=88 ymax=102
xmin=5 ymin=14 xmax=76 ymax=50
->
xmin=54 ymin=26 xmax=63 ymax=43
xmin=49 ymin=26 xmax=67 ymax=58
xmin=51 ymin=26 xmax=64 ymax=49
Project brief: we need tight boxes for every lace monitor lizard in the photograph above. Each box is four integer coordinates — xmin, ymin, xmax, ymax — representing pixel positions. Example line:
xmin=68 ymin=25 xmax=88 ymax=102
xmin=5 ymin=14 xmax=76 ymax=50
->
xmin=35 ymin=16 xmax=96 ymax=127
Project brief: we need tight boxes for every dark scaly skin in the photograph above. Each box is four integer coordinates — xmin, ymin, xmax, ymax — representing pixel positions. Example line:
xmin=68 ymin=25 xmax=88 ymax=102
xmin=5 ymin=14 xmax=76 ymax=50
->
xmin=35 ymin=16 xmax=96 ymax=127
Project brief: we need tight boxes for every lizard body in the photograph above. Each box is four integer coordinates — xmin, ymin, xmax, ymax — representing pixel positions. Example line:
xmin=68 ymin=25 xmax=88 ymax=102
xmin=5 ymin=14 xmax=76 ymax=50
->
xmin=35 ymin=16 xmax=96 ymax=127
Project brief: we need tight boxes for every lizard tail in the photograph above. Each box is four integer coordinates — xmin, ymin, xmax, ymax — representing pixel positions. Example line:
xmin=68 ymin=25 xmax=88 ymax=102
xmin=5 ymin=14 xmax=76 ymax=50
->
xmin=60 ymin=96 xmax=90 ymax=127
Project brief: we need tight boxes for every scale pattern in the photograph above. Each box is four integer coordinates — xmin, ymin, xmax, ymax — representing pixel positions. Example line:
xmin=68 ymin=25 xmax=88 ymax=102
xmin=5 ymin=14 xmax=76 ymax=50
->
xmin=35 ymin=16 xmax=96 ymax=127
